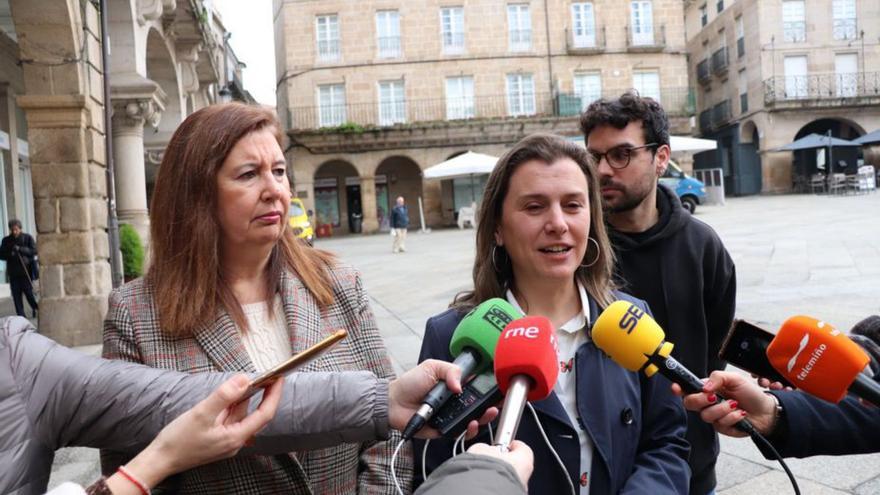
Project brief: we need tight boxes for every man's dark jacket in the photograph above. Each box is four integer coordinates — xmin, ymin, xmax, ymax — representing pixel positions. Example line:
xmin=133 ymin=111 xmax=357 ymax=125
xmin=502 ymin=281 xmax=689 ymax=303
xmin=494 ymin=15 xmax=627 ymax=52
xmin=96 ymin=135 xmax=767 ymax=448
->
xmin=415 ymin=292 xmax=691 ymax=494
xmin=0 ymin=233 xmax=36 ymax=279
xmin=607 ymin=184 xmax=737 ymax=495
xmin=391 ymin=205 xmax=409 ymax=229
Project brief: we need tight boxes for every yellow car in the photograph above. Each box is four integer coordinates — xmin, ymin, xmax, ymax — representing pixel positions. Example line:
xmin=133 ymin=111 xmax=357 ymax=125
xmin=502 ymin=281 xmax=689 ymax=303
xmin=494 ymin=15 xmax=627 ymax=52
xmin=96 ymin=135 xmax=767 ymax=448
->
xmin=288 ymin=198 xmax=314 ymax=245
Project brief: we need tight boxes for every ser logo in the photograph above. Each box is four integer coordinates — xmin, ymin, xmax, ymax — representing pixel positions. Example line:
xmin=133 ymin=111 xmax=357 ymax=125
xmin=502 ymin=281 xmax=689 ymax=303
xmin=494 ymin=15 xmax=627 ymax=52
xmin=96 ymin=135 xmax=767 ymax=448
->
xmin=618 ymin=305 xmax=645 ymax=334
xmin=483 ymin=305 xmax=514 ymax=332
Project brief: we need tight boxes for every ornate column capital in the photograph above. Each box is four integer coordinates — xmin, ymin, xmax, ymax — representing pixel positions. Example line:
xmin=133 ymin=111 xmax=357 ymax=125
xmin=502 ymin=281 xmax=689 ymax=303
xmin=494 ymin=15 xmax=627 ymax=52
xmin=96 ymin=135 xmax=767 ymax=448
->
xmin=176 ymin=40 xmax=203 ymax=96
xmin=110 ymin=74 xmax=168 ymax=132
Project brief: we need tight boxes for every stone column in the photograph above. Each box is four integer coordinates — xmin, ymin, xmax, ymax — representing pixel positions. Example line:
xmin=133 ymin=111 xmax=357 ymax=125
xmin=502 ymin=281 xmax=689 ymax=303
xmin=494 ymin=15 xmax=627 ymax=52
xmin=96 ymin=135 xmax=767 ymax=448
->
xmin=359 ymin=175 xmax=379 ymax=234
xmin=110 ymin=85 xmax=165 ymax=244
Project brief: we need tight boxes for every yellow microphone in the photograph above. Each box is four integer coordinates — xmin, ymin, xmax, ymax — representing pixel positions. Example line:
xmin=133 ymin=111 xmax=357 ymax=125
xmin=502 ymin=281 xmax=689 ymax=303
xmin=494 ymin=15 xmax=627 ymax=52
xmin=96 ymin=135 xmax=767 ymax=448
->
xmin=592 ymin=300 xmax=757 ymax=435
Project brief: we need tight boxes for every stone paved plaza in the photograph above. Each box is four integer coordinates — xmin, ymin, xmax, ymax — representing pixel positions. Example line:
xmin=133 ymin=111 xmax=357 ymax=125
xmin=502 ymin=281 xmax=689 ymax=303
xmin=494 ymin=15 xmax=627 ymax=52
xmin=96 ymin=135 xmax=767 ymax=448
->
xmin=48 ymin=192 xmax=880 ymax=493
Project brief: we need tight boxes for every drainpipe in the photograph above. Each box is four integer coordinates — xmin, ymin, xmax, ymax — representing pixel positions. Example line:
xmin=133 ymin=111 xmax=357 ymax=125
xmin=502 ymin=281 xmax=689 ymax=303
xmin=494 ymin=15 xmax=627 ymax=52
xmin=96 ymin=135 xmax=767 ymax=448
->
xmin=99 ymin=0 xmax=124 ymax=288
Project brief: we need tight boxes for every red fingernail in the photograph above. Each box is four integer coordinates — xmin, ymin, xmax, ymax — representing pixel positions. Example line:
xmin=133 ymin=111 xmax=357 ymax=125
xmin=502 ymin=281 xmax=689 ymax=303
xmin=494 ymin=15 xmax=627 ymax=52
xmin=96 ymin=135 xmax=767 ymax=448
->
xmin=729 ymin=400 xmax=739 ymax=409
xmin=741 ymin=410 xmax=748 ymax=417
xmin=707 ymin=394 xmax=717 ymax=403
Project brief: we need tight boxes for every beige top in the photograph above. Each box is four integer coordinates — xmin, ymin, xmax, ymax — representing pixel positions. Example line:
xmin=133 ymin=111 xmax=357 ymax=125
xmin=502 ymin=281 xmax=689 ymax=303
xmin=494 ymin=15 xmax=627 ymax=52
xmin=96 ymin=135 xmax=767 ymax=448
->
xmin=239 ymin=294 xmax=292 ymax=372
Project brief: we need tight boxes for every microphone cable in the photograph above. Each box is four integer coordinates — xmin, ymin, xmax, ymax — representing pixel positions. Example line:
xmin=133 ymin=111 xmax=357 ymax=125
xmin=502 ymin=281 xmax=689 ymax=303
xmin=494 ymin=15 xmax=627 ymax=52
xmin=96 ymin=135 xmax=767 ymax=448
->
xmin=746 ymin=429 xmax=801 ymax=495
xmin=527 ymin=403 xmax=577 ymax=495
xmin=391 ymin=439 xmax=406 ymax=495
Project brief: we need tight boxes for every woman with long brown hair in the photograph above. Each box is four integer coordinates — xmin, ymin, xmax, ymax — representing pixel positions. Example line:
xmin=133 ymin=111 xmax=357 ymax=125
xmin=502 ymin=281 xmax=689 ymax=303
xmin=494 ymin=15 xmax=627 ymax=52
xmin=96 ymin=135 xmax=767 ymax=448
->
xmin=102 ymin=103 xmax=410 ymax=494
xmin=415 ymin=133 xmax=689 ymax=494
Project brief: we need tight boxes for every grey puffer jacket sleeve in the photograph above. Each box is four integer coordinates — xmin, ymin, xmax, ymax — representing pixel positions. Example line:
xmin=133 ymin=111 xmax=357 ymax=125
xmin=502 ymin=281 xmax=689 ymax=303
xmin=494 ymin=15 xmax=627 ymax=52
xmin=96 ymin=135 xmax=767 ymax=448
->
xmin=1 ymin=317 xmax=389 ymax=495
xmin=414 ymin=453 xmax=526 ymax=495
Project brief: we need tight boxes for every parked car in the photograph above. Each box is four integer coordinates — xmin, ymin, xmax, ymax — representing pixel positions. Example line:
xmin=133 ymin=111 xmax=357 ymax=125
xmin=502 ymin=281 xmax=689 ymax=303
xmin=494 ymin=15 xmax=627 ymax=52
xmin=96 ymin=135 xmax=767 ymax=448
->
xmin=288 ymin=198 xmax=314 ymax=245
xmin=661 ymin=160 xmax=706 ymax=213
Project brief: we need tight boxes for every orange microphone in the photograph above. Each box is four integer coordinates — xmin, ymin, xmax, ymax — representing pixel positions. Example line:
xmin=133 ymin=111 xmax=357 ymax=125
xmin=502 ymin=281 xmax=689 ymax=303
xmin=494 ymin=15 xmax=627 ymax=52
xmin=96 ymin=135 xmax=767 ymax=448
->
xmin=767 ymin=316 xmax=880 ymax=406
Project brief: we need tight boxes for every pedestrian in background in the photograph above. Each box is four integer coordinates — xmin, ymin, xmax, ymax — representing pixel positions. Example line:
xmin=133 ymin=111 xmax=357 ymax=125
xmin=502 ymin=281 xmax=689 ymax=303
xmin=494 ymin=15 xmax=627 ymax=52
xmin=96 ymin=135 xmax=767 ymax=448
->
xmin=391 ymin=196 xmax=409 ymax=253
xmin=0 ymin=219 xmax=38 ymax=318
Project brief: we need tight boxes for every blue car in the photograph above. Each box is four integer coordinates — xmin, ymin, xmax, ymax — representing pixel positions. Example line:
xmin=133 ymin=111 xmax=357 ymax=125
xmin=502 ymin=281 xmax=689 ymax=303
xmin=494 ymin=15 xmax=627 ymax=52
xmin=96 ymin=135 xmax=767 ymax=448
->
xmin=660 ymin=161 xmax=706 ymax=213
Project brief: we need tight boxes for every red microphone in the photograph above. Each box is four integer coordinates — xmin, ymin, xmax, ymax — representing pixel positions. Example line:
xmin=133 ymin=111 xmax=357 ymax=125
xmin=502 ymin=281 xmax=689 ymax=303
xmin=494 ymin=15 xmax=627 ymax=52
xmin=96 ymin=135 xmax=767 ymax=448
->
xmin=767 ymin=316 xmax=880 ymax=406
xmin=493 ymin=316 xmax=559 ymax=450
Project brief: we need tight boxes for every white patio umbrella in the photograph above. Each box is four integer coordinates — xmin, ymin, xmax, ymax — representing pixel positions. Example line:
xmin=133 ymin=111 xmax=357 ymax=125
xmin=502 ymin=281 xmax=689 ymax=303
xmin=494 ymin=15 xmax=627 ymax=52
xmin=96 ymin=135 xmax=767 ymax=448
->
xmin=423 ymin=151 xmax=499 ymax=205
xmin=423 ymin=151 xmax=499 ymax=179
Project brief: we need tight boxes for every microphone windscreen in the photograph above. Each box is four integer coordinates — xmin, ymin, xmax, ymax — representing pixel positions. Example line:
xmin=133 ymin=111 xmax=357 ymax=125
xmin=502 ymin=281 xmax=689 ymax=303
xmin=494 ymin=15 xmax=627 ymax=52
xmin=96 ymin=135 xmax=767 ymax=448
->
xmin=494 ymin=316 xmax=559 ymax=401
xmin=592 ymin=301 xmax=667 ymax=374
xmin=767 ymin=316 xmax=871 ymax=403
xmin=449 ymin=298 xmax=520 ymax=364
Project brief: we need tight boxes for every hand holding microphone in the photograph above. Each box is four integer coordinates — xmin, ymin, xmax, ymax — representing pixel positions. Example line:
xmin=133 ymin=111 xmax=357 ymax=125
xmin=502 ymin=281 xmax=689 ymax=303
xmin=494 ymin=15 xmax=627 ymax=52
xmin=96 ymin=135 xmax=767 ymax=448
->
xmin=402 ymin=298 xmax=519 ymax=439
xmin=591 ymin=301 xmax=759 ymax=436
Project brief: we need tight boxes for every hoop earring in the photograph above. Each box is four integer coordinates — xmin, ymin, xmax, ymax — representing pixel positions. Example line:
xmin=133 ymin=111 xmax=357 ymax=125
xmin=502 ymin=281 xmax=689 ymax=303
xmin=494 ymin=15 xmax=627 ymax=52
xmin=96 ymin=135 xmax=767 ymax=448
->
xmin=581 ymin=237 xmax=601 ymax=268
xmin=492 ymin=245 xmax=505 ymax=273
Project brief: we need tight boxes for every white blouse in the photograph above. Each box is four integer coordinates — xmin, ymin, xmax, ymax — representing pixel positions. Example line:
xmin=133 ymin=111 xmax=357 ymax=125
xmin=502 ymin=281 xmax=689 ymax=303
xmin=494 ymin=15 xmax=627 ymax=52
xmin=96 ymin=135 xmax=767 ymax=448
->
xmin=238 ymin=294 xmax=292 ymax=372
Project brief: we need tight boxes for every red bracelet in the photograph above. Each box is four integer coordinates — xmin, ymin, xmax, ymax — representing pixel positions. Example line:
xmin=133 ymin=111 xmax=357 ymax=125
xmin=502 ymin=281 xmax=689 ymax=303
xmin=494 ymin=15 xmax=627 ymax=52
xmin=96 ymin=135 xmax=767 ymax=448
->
xmin=117 ymin=465 xmax=151 ymax=495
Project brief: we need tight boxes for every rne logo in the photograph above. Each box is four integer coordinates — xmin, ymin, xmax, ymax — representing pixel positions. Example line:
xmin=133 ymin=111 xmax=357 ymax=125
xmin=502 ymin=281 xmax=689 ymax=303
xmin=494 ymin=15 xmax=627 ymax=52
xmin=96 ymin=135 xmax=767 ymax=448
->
xmin=503 ymin=326 xmax=540 ymax=339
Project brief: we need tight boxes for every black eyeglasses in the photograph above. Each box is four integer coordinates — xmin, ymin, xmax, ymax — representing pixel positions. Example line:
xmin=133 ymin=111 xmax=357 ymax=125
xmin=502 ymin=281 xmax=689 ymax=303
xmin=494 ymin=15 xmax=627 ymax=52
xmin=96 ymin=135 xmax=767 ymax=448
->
xmin=588 ymin=143 xmax=658 ymax=170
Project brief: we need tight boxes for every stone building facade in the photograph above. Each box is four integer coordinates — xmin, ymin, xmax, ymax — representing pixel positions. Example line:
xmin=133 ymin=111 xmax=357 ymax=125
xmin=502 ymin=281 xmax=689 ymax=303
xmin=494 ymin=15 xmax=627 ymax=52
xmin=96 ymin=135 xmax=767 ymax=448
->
xmin=685 ymin=0 xmax=880 ymax=194
xmin=275 ymin=0 xmax=694 ymax=234
xmin=0 ymin=0 xmax=249 ymax=344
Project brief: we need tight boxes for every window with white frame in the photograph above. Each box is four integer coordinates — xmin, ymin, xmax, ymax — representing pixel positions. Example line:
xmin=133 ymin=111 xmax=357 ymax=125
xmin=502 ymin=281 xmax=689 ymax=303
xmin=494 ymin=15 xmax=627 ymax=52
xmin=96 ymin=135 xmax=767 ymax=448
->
xmin=378 ymin=80 xmax=406 ymax=125
xmin=446 ymin=76 xmax=475 ymax=120
xmin=316 ymin=15 xmax=340 ymax=61
xmin=376 ymin=10 xmax=401 ymax=58
xmin=782 ymin=1 xmax=805 ymax=42
xmin=633 ymin=70 xmax=661 ymax=102
xmin=507 ymin=4 xmax=532 ymax=51
xmin=506 ymin=73 xmax=535 ymax=116
xmin=783 ymin=55 xmax=808 ymax=99
xmin=832 ymin=0 xmax=857 ymax=40
xmin=440 ymin=7 xmax=465 ymax=54
xmin=571 ymin=3 xmax=596 ymax=48
xmin=317 ymin=84 xmax=346 ymax=127
xmin=630 ymin=1 xmax=654 ymax=46
xmin=738 ymin=69 xmax=748 ymax=113
xmin=574 ymin=72 xmax=602 ymax=110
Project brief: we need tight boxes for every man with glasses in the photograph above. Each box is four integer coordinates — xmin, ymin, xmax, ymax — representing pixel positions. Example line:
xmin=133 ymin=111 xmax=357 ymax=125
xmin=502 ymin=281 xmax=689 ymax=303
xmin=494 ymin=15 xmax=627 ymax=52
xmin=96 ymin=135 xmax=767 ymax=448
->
xmin=580 ymin=92 xmax=736 ymax=495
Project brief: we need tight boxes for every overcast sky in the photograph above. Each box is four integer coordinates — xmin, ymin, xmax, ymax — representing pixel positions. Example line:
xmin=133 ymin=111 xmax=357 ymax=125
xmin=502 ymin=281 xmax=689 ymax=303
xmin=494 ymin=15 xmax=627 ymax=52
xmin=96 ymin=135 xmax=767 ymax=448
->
xmin=214 ymin=0 xmax=276 ymax=106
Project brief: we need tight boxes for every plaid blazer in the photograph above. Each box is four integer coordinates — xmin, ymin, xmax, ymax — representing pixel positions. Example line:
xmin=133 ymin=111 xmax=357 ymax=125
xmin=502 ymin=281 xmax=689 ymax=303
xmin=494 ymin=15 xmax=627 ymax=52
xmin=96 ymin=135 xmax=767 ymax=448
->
xmin=101 ymin=263 xmax=412 ymax=494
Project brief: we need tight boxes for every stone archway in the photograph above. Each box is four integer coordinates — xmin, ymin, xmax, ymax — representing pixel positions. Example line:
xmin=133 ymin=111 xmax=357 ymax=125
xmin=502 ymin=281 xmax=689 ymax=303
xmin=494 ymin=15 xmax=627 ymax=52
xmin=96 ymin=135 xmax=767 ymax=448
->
xmin=10 ymin=0 xmax=110 ymax=344
xmin=791 ymin=118 xmax=866 ymax=181
xmin=375 ymin=155 xmax=422 ymax=232
xmin=314 ymin=159 xmax=359 ymax=235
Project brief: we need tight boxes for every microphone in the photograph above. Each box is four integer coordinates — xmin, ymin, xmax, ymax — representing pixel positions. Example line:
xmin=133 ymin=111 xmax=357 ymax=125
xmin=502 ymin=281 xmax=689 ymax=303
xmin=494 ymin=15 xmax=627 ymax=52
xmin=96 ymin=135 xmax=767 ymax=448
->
xmin=766 ymin=316 xmax=880 ymax=406
xmin=493 ymin=316 xmax=559 ymax=450
xmin=402 ymin=298 xmax=519 ymax=439
xmin=592 ymin=300 xmax=758 ymax=435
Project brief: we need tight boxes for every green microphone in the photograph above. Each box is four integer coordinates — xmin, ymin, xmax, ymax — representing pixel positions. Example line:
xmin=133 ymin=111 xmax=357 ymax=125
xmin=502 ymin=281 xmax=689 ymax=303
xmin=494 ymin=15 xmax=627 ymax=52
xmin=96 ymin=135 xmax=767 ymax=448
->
xmin=402 ymin=298 xmax=520 ymax=439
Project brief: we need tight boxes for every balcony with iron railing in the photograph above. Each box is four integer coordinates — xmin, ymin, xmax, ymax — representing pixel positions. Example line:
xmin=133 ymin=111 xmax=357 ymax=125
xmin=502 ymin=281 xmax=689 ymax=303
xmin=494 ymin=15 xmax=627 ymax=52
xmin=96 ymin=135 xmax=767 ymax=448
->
xmin=763 ymin=72 xmax=880 ymax=107
xmin=317 ymin=39 xmax=340 ymax=62
xmin=626 ymin=24 xmax=666 ymax=52
xmin=832 ymin=18 xmax=857 ymax=40
xmin=566 ymin=25 xmax=606 ymax=54
xmin=782 ymin=21 xmax=806 ymax=42
xmin=377 ymin=36 xmax=401 ymax=58
xmin=699 ymin=109 xmax=712 ymax=133
xmin=711 ymin=47 xmax=729 ymax=75
xmin=697 ymin=59 xmax=711 ymax=85
xmin=711 ymin=99 xmax=731 ymax=127
xmin=509 ymin=29 xmax=532 ymax=51
xmin=289 ymin=87 xmax=695 ymax=131
xmin=442 ymin=32 xmax=465 ymax=54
